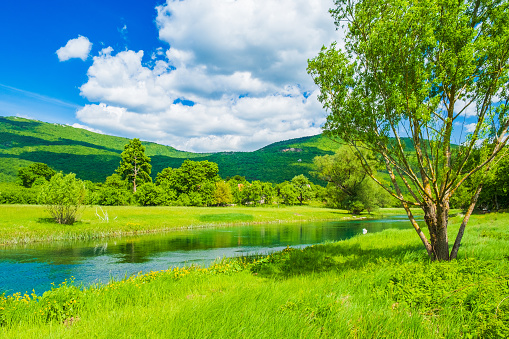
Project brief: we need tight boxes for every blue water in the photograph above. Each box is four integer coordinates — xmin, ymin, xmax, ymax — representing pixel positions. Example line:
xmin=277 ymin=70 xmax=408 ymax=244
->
xmin=0 ymin=216 xmax=413 ymax=295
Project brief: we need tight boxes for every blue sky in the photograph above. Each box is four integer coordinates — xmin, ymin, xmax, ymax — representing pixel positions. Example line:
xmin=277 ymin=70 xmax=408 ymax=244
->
xmin=0 ymin=1 xmax=161 ymax=118
xmin=0 ymin=0 xmax=343 ymax=152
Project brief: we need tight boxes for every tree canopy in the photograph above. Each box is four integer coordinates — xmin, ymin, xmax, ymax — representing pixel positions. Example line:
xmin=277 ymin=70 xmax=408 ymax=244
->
xmin=17 ymin=163 xmax=56 ymax=188
xmin=313 ymin=147 xmax=392 ymax=213
xmin=116 ymin=138 xmax=152 ymax=193
xmin=291 ymin=175 xmax=313 ymax=206
xmin=308 ymin=0 xmax=509 ymax=260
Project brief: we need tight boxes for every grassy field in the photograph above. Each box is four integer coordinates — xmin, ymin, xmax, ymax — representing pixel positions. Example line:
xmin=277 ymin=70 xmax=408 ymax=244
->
xmin=0 ymin=204 xmax=391 ymax=245
xmin=0 ymin=212 xmax=507 ymax=338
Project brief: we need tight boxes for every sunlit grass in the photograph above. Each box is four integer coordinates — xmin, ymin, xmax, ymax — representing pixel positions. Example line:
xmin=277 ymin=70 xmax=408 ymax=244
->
xmin=0 ymin=204 xmax=368 ymax=245
xmin=1 ymin=212 xmax=507 ymax=338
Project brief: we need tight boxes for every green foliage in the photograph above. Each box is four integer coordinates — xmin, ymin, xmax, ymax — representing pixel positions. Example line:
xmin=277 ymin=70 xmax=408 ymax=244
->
xmin=387 ymin=260 xmax=509 ymax=337
xmin=17 ymin=162 xmax=55 ymax=188
xmin=241 ymin=180 xmax=265 ymax=205
xmin=227 ymin=176 xmax=249 ymax=204
xmin=37 ymin=278 xmax=82 ymax=323
xmin=39 ymin=173 xmax=86 ymax=225
xmin=0 ymin=182 xmax=40 ymax=204
xmin=449 ymin=145 xmax=509 ymax=211
xmin=91 ymin=174 xmax=134 ymax=206
xmin=291 ymin=174 xmax=314 ymax=205
xmin=475 ymin=147 xmax=509 ymax=211
xmin=0 ymin=116 xmax=341 ymax=185
xmin=250 ymin=243 xmax=509 ymax=338
xmin=308 ymin=0 xmax=509 ymax=260
xmin=313 ymin=147 xmax=392 ymax=213
xmin=276 ymin=181 xmax=299 ymax=205
xmin=116 ymin=138 xmax=152 ymax=193
xmin=172 ymin=160 xmax=219 ymax=194
xmin=135 ymin=183 xmax=168 ymax=206
xmin=156 ymin=160 xmax=219 ymax=206
xmin=213 ymin=181 xmax=233 ymax=206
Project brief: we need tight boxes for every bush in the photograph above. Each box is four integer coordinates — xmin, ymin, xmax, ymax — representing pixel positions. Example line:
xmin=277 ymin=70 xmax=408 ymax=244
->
xmin=91 ymin=174 xmax=134 ymax=206
xmin=39 ymin=173 xmax=87 ymax=224
xmin=0 ymin=183 xmax=40 ymax=204
xmin=135 ymin=183 xmax=167 ymax=206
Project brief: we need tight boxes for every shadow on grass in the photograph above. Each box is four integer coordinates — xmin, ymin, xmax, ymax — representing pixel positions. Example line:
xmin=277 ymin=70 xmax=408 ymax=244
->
xmin=36 ymin=218 xmax=88 ymax=226
xmin=251 ymin=235 xmax=427 ymax=278
xmin=36 ymin=218 xmax=58 ymax=224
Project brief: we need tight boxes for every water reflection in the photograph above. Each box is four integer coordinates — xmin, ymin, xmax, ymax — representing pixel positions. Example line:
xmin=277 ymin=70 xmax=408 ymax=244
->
xmin=0 ymin=216 xmax=413 ymax=295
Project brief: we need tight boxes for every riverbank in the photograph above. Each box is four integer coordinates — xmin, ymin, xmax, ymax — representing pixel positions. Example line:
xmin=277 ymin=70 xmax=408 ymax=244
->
xmin=1 ymin=212 xmax=507 ymax=338
xmin=0 ymin=205 xmax=409 ymax=245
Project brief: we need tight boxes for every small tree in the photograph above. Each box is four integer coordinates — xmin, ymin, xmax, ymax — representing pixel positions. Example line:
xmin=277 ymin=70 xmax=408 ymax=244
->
xmin=39 ymin=173 xmax=86 ymax=225
xmin=276 ymin=181 xmax=299 ymax=205
xmin=17 ymin=163 xmax=56 ymax=188
xmin=214 ymin=181 xmax=233 ymax=206
xmin=240 ymin=181 xmax=262 ymax=205
xmin=291 ymin=175 xmax=313 ymax=205
xmin=116 ymin=138 xmax=152 ymax=193
xmin=261 ymin=182 xmax=275 ymax=205
xmin=312 ymin=147 xmax=390 ymax=213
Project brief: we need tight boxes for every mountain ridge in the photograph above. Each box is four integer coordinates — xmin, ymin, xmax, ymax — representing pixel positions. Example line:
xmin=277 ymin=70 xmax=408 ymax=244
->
xmin=0 ymin=116 xmax=340 ymax=184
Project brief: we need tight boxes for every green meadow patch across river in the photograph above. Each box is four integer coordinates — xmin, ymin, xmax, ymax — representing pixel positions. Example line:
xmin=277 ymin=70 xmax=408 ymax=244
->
xmin=0 ymin=205 xmax=376 ymax=245
xmin=197 ymin=213 xmax=255 ymax=222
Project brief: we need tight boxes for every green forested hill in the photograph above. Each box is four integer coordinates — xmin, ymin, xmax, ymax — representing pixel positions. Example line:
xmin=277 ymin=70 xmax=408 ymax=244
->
xmin=0 ymin=116 xmax=340 ymax=183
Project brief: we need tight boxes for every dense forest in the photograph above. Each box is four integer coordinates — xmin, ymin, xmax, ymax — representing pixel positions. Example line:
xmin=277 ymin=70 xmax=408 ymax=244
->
xmin=2 ymin=116 xmax=508 ymax=211
xmin=0 ymin=116 xmax=339 ymax=184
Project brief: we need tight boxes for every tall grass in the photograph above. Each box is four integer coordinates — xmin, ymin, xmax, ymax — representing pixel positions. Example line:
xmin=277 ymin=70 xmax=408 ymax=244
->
xmin=1 ymin=212 xmax=507 ymax=338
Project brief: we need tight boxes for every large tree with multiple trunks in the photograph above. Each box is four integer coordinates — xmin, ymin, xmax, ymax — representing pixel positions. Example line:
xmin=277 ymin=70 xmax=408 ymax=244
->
xmin=308 ymin=0 xmax=509 ymax=260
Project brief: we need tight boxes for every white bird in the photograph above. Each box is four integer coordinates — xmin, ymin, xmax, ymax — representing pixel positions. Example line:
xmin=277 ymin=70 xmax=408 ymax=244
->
xmin=362 ymin=228 xmax=368 ymax=234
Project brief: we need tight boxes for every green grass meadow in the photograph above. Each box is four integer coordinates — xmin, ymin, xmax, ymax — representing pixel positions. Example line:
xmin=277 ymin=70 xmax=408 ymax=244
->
xmin=1 ymin=211 xmax=508 ymax=338
xmin=0 ymin=204 xmax=366 ymax=245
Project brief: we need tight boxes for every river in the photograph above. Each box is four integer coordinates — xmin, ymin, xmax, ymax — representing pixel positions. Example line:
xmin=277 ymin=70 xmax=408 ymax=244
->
xmin=0 ymin=216 xmax=413 ymax=295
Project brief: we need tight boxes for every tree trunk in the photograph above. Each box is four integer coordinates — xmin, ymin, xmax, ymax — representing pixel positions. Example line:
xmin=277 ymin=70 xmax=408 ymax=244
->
xmin=423 ymin=201 xmax=450 ymax=261
xmin=133 ymin=156 xmax=138 ymax=193
xmin=400 ymin=202 xmax=433 ymax=257
xmin=450 ymin=184 xmax=482 ymax=259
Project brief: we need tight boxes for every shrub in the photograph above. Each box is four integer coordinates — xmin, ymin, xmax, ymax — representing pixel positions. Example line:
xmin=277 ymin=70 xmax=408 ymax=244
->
xmin=135 ymin=183 xmax=166 ymax=206
xmin=0 ymin=183 xmax=40 ymax=204
xmin=39 ymin=173 xmax=86 ymax=224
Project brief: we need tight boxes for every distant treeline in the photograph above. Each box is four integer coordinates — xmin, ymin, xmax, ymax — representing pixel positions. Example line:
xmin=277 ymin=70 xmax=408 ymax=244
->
xmin=0 ymin=149 xmax=400 ymax=214
xmin=0 ymin=160 xmax=330 ymax=208
xmin=2 ymin=131 xmax=506 ymax=213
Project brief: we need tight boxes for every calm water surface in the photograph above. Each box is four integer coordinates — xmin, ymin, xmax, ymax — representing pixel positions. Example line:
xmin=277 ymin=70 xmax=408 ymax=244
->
xmin=0 ymin=216 xmax=414 ymax=295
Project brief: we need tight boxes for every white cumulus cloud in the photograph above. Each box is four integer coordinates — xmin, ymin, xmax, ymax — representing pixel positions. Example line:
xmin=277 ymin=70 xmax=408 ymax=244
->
xmin=155 ymin=0 xmax=340 ymax=87
xmin=56 ymin=36 xmax=92 ymax=61
xmin=75 ymin=0 xmax=342 ymax=152
xmin=464 ymin=123 xmax=477 ymax=133
xmin=69 ymin=123 xmax=103 ymax=134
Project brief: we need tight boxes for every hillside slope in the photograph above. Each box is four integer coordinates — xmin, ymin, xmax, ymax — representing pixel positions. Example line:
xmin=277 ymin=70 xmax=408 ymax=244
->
xmin=0 ymin=116 xmax=340 ymax=184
